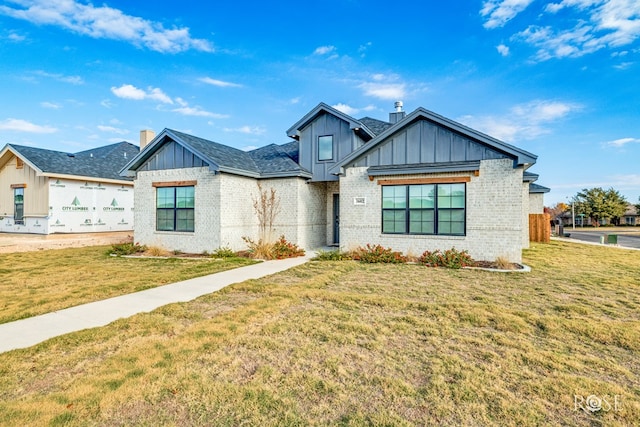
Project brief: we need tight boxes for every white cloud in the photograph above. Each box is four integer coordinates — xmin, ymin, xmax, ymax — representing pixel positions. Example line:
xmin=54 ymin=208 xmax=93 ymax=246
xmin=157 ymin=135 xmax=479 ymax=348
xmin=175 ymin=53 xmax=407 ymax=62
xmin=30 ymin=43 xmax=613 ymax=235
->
xmin=511 ymin=0 xmax=640 ymax=60
xmin=40 ymin=101 xmax=61 ymax=109
xmin=332 ymin=103 xmax=377 ymax=116
xmin=0 ymin=118 xmax=57 ymax=133
xmin=457 ymin=99 xmax=581 ymax=142
xmin=0 ymin=0 xmax=213 ymax=53
xmin=359 ymin=82 xmax=406 ymax=100
xmin=358 ymin=42 xmax=372 ymax=57
xmin=172 ymin=106 xmax=229 ymax=119
xmin=34 ymin=70 xmax=83 ymax=85
xmin=199 ymin=77 xmax=242 ymax=88
xmin=241 ymin=145 xmax=259 ymax=152
xmin=100 ymin=99 xmax=114 ymax=109
xmin=97 ymin=125 xmax=129 ymax=135
xmin=7 ymin=31 xmax=26 ymax=42
xmin=111 ymin=84 xmax=173 ymax=104
xmin=313 ymin=45 xmax=336 ymax=55
xmin=223 ymin=126 xmax=266 ymax=135
xmin=497 ymin=43 xmax=511 ymax=56
xmin=481 ymin=0 xmax=535 ymax=29
xmin=605 ymin=137 xmax=640 ymax=147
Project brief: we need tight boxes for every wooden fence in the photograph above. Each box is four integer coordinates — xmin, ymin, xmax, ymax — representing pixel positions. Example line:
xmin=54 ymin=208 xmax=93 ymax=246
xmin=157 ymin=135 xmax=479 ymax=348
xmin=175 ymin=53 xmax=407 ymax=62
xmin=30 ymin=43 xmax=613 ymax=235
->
xmin=529 ymin=213 xmax=551 ymax=243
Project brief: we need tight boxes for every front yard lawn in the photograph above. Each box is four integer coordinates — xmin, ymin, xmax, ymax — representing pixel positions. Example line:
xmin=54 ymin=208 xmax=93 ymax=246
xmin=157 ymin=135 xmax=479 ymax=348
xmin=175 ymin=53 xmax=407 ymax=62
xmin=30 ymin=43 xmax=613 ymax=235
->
xmin=0 ymin=241 xmax=638 ymax=425
xmin=0 ymin=246 xmax=256 ymax=324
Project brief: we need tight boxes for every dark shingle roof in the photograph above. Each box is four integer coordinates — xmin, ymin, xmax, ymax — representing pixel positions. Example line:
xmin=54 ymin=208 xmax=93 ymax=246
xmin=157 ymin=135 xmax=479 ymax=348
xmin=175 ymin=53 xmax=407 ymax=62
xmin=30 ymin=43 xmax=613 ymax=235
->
xmin=161 ymin=129 xmax=310 ymax=178
xmin=358 ymin=117 xmax=393 ymax=135
xmin=9 ymin=142 xmax=139 ymax=181
xmin=248 ymin=142 xmax=309 ymax=175
xmin=166 ymin=129 xmax=260 ymax=174
xmin=529 ymin=183 xmax=551 ymax=193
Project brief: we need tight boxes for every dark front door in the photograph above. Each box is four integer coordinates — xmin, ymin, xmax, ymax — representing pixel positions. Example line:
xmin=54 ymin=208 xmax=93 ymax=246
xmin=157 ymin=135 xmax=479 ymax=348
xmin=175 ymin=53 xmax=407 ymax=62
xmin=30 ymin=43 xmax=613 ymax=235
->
xmin=333 ymin=194 xmax=340 ymax=245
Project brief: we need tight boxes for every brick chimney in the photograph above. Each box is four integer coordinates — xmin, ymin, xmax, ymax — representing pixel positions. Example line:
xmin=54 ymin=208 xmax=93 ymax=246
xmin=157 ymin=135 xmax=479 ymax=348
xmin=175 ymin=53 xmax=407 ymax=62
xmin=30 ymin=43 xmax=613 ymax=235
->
xmin=389 ymin=101 xmax=406 ymax=124
xmin=139 ymin=129 xmax=155 ymax=149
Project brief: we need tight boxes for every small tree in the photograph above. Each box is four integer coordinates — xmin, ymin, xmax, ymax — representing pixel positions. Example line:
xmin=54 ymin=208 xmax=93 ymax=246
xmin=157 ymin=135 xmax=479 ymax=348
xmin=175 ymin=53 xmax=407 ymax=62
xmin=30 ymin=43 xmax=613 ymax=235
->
xmin=545 ymin=202 xmax=569 ymax=221
xmin=253 ymin=182 xmax=281 ymax=243
xmin=574 ymin=187 xmax=627 ymax=226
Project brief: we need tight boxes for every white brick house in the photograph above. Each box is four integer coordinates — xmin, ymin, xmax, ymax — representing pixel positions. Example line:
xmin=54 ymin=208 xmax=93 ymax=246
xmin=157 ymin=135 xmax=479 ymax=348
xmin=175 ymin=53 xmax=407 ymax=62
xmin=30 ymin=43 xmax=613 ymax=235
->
xmin=121 ymin=103 xmax=549 ymax=262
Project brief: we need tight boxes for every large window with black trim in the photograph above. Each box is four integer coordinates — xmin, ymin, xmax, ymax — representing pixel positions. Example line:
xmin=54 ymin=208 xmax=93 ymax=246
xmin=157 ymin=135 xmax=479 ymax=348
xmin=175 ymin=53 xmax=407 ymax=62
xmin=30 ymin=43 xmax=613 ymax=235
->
xmin=382 ymin=183 xmax=466 ymax=235
xmin=156 ymin=186 xmax=195 ymax=232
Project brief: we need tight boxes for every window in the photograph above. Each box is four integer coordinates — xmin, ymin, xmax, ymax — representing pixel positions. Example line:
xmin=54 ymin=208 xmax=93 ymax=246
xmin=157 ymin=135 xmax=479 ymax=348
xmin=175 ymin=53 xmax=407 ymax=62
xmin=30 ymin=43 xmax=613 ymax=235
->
xmin=156 ymin=186 xmax=195 ymax=232
xmin=318 ymin=135 xmax=333 ymax=161
xmin=14 ymin=187 xmax=24 ymax=224
xmin=382 ymin=183 xmax=465 ymax=235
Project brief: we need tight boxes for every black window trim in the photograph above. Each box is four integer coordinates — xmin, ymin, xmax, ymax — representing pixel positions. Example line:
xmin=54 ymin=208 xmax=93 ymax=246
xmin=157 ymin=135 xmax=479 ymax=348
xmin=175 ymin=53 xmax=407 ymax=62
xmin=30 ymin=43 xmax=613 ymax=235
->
xmin=317 ymin=134 xmax=334 ymax=162
xmin=381 ymin=183 xmax=466 ymax=236
xmin=156 ymin=185 xmax=195 ymax=232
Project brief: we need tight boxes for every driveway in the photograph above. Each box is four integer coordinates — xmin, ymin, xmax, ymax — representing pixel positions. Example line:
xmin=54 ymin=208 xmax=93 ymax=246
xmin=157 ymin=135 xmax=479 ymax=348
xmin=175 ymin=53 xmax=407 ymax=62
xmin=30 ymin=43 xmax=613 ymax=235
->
xmin=562 ymin=229 xmax=640 ymax=249
xmin=0 ymin=231 xmax=131 ymax=254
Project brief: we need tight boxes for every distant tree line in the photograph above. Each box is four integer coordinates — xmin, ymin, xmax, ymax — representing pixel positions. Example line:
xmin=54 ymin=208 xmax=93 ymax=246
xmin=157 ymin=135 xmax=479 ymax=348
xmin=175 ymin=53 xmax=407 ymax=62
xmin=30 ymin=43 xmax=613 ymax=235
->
xmin=546 ymin=187 xmax=632 ymax=226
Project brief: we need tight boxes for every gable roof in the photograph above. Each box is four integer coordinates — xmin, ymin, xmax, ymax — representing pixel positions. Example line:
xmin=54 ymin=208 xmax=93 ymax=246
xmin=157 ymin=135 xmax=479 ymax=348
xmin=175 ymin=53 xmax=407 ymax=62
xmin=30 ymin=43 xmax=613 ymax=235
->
xmin=286 ymin=103 xmax=376 ymax=141
xmin=329 ymin=107 xmax=537 ymax=175
xmin=120 ymin=128 xmax=311 ymax=179
xmin=0 ymin=142 xmax=139 ymax=182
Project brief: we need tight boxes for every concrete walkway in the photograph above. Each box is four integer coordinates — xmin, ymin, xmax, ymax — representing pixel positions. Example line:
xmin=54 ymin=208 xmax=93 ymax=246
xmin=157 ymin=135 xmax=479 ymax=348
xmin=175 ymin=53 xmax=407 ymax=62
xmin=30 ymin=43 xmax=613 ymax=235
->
xmin=0 ymin=255 xmax=312 ymax=354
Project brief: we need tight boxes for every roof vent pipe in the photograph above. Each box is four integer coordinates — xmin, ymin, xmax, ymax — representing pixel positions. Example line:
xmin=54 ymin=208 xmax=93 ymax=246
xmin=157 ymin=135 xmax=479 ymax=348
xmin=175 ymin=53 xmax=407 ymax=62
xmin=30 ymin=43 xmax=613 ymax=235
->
xmin=389 ymin=101 xmax=406 ymax=124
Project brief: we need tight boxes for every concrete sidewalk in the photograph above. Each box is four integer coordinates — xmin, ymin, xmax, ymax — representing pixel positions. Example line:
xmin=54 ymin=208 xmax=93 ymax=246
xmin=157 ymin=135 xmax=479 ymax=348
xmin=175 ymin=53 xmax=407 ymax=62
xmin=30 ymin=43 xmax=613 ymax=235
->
xmin=0 ymin=255 xmax=312 ymax=354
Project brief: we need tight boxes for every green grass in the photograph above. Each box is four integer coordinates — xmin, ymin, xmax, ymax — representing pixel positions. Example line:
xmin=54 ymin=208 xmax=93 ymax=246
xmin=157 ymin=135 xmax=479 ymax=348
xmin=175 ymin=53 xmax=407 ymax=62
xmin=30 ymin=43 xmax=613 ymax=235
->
xmin=0 ymin=246 xmax=256 ymax=324
xmin=0 ymin=240 xmax=638 ymax=425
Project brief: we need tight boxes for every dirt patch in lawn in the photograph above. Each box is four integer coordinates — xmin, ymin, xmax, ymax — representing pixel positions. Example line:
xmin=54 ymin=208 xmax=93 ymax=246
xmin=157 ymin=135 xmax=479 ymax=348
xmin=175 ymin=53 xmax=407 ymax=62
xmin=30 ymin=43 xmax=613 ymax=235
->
xmin=0 ymin=231 xmax=132 ymax=254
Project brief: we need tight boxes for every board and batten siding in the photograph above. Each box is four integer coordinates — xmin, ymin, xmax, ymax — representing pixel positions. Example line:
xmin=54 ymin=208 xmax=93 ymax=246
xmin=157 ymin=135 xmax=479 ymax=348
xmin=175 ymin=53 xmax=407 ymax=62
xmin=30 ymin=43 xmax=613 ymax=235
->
xmin=0 ymin=155 xmax=49 ymax=217
xmin=139 ymin=140 xmax=208 ymax=171
xmin=298 ymin=112 xmax=366 ymax=182
xmin=352 ymin=119 xmax=509 ymax=168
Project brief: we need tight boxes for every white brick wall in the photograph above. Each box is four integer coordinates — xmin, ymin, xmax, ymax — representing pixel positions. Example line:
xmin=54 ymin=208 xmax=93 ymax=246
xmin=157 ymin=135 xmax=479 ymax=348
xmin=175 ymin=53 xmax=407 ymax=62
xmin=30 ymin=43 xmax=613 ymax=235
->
xmin=134 ymin=167 xmax=219 ymax=253
xmin=134 ymin=169 xmax=328 ymax=253
xmin=339 ymin=159 xmax=525 ymax=263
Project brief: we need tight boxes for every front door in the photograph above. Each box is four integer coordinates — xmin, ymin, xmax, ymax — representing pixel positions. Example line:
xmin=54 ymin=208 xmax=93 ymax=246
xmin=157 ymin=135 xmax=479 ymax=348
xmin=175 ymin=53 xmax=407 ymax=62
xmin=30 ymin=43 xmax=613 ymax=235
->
xmin=332 ymin=194 xmax=340 ymax=245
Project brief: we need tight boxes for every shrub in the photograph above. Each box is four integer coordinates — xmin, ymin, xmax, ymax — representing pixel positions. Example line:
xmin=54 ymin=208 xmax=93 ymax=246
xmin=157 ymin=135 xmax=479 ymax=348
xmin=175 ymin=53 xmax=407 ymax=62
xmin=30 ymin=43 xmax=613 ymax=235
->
xmin=212 ymin=246 xmax=236 ymax=258
xmin=355 ymin=244 xmax=407 ymax=264
xmin=271 ymin=236 xmax=305 ymax=259
xmin=312 ymin=249 xmax=353 ymax=261
xmin=109 ymin=242 xmax=147 ymax=256
xmin=242 ymin=236 xmax=304 ymax=260
xmin=419 ymin=248 xmax=474 ymax=269
xmin=147 ymin=246 xmax=167 ymax=257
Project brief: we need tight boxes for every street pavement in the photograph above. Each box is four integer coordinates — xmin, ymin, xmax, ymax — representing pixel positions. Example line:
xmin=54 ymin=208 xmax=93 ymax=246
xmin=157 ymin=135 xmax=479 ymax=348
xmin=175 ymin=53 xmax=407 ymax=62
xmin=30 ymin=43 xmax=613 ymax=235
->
xmin=557 ymin=229 xmax=640 ymax=250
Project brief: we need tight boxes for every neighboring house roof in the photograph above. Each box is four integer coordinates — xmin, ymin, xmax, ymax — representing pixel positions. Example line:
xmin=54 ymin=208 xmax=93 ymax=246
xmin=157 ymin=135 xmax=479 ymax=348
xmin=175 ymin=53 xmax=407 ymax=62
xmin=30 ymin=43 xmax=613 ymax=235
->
xmin=0 ymin=142 xmax=139 ymax=182
xmin=121 ymin=128 xmax=311 ymax=179
xmin=286 ymin=103 xmax=376 ymax=141
xmin=623 ymin=204 xmax=638 ymax=216
xmin=330 ymin=107 xmax=538 ymax=175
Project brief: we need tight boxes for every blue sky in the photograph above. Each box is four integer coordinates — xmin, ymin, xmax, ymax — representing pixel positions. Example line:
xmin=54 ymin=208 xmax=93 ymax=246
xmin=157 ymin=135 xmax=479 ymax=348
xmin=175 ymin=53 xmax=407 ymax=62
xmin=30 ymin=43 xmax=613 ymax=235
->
xmin=0 ymin=0 xmax=638 ymax=206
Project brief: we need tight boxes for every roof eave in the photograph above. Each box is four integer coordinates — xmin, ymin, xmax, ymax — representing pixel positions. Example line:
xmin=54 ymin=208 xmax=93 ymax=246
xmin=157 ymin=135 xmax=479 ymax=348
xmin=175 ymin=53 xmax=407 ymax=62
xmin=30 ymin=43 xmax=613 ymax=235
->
xmin=286 ymin=102 xmax=372 ymax=139
xmin=42 ymin=172 xmax=134 ymax=185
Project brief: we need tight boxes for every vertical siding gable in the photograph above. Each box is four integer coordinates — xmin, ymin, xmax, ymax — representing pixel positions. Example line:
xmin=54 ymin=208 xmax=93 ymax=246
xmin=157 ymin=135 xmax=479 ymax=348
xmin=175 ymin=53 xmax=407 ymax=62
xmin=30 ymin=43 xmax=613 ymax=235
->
xmin=346 ymin=118 xmax=509 ymax=169
xmin=140 ymin=140 xmax=208 ymax=171
xmin=298 ymin=112 xmax=365 ymax=181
